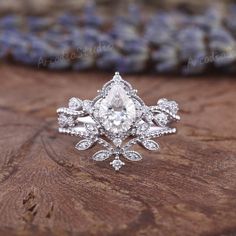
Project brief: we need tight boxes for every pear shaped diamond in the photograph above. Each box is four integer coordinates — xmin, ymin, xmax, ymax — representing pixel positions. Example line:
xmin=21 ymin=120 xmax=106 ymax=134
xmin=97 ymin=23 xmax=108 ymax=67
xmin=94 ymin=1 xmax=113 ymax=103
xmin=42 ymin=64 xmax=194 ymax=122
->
xmin=99 ymin=84 xmax=136 ymax=134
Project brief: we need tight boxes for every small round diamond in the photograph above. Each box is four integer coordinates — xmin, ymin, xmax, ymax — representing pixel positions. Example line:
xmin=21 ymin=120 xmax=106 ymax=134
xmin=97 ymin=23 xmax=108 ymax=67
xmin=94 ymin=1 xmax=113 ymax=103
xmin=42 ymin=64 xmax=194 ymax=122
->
xmin=155 ymin=113 xmax=168 ymax=126
xmin=158 ymin=99 xmax=179 ymax=114
xmin=58 ymin=114 xmax=74 ymax=127
xmin=110 ymin=158 xmax=125 ymax=171
xmin=68 ymin=97 xmax=82 ymax=110
xmin=113 ymin=138 xmax=122 ymax=147
xmin=83 ymin=100 xmax=93 ymax=113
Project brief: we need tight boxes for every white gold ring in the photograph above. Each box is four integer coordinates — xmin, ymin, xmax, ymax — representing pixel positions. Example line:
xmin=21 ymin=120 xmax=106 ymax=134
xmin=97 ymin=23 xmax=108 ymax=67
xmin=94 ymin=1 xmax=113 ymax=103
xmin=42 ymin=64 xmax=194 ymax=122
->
xmin=57 ymin=72 xmax=180 ymax=171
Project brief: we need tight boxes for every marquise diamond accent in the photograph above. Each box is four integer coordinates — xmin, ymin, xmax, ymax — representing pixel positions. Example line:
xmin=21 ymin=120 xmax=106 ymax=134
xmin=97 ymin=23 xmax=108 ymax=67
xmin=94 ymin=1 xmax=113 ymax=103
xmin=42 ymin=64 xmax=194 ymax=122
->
xmin=157 ymin=98 xmax=179 ymax=115
xmin=124 ymin=151 xmax=142 ymax=161
xmin=141 ymin=140 xmax=159 ymax=151
xmin=75 ymin=139 xmax=94 ymax=150
xmin=93 ymin=150 xmax=111 ymax=161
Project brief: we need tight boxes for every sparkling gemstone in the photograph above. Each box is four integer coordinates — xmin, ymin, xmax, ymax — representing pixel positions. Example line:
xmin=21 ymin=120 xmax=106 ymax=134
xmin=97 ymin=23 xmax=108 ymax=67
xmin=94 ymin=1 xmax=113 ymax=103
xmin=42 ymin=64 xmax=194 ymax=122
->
xmin=93 ymin=150 xmax=111 ymax=161
xmin=158 ymin=98 xmax=179 ymax=114
xmin=110 ymin=158 xmax=125 ymax=171
xmin=75 ymin=139 xmax=93 ymax=150
xmin=142 ymin=140 xmax=159 ymax=151
xmin=142 ymin=106 xmax=153 ymax=122
xmin=99 ymin=84 xmax=136 ymax=134
xmin=113 ymin=72 xmax=122 ymax=81
xmin=93 ymin=108 xmax=99 ymax=118
xmin=68 ymin=97 xmax=82 ymax=110
xmin=124 ymin=151 xmax=142 ymax=161
xmin=113 ymin=138 xmax=122 ymax=147
xmin=58 ymin=114 xmax=74 ymax=127
xmin=136 ymin=122 xmax=150 ymax=134
xmin=83 ymin=100 xmax=93 ymax=113
xmin=155 ymin=113 xmax=168 ymax=126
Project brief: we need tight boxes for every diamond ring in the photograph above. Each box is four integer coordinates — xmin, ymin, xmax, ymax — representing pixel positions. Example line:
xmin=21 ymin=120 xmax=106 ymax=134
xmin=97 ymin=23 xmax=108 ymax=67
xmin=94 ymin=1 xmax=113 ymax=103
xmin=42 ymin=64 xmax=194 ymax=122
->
xmin=57 ymin=72 xmax=180 ymax=171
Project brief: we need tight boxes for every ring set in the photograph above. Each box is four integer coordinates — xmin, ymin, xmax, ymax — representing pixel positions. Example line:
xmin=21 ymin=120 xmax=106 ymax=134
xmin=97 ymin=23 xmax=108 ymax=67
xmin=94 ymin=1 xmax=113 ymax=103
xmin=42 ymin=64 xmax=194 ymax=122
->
xmin=57 ymin=72 xmax=180 ymax=171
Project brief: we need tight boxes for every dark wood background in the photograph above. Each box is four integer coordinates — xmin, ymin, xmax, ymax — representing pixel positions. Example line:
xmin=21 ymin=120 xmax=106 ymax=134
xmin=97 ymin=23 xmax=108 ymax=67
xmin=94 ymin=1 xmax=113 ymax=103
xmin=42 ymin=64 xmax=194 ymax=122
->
xmin=0 ymin=64 xmax=235 ymax=236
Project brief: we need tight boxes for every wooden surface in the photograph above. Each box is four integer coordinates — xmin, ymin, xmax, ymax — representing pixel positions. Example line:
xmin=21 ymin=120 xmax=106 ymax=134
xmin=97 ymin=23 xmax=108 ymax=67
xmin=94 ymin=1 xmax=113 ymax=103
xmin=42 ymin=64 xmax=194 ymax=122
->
xmin=0 ymin=64 xmax=235 ymax=236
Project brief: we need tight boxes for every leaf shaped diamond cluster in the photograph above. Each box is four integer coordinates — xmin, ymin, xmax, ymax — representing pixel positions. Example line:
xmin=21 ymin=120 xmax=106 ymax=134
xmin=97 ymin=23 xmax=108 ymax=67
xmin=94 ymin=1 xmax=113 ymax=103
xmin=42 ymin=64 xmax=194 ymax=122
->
xmin=57 ymin=72 xmax=180 ymax=171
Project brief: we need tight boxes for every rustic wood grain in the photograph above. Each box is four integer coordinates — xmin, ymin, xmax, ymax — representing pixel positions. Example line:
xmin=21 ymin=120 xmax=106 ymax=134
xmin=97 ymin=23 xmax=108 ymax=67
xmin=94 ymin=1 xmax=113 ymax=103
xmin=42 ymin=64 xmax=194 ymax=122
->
xmin=0 ymin=64 xmax=235 ymax=236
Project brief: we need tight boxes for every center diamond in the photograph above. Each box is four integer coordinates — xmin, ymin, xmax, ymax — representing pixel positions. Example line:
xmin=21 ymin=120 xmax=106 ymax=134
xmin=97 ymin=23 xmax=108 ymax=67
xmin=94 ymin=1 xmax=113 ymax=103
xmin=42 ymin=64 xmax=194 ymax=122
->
xmin=99 ymin=84 xmax=136 ymax=134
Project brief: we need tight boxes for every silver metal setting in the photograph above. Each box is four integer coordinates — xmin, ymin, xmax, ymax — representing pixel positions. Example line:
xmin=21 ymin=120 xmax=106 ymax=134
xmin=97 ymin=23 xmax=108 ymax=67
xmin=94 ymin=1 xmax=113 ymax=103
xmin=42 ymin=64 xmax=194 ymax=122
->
xmin=57 ymin=72 xmax=180 ymax=171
